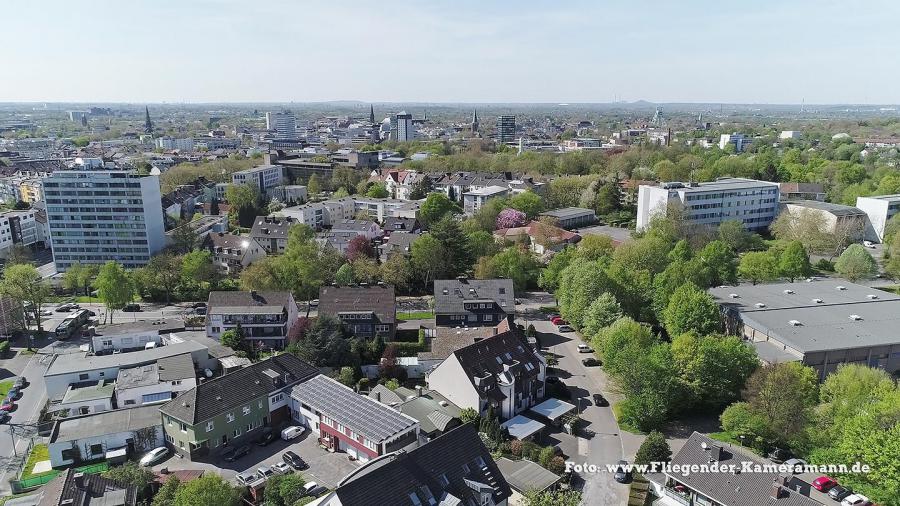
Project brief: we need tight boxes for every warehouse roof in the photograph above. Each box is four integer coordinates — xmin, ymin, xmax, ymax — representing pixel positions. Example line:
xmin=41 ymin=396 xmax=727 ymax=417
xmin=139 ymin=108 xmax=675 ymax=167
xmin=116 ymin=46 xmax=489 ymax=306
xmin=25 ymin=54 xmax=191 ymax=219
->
xmin=781 ymin=200 xmax=867 ymax=217
xmin=52 ymin=405 xmax=162 ymax=443
xmin=46 ymin=341 xmax=207 ymax=377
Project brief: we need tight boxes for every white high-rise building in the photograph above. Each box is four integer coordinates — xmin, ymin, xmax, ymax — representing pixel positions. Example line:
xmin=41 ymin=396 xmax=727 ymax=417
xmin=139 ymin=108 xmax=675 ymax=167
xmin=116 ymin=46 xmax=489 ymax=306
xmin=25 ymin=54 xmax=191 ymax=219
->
xmin=395 ymin=112 xmax=414 ymax=142
xmin=43 ymin=169 xmax=166 ymax=271
xmin=719 ymin=133 xmax=749 ymax=152
xmin=636 ymin=178 xmax=780 ymax=232
xmin=266 ymin=111 xmax=297 ymax=140
xmin=231 ymin=164 xmax=283 ymax=195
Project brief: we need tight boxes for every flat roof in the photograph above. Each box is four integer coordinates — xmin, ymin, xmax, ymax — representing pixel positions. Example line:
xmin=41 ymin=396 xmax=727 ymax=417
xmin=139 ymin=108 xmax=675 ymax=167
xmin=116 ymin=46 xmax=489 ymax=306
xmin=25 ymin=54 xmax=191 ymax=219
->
xmin=649 ymin=177 xmax=779 ymax=193
xmin=52 ymin=405 xmax=162 ymax=443
xmin=781 ymin=200 xmax=866 ymax=217
xmin=858 ymin=194 xmax=900 ymax=202
xmin=529 ymin=398 xmax=576 ymax=421
xmin=46 ymin=341 xmax=207 ymax=377
xmin=500 ymin=415 xmax=544 ymax=440
xmin=93 ymin=319 xmax=185 ymax=337
xmin=496 ymin=457 xmax=560 ymax=493
xmin=539 ymin=207 xmax=596 ymax=219
xmin=61 ymin=381 xmax=115 ymax=404
xmin=463 ymin=185 xmax=508 ymax=196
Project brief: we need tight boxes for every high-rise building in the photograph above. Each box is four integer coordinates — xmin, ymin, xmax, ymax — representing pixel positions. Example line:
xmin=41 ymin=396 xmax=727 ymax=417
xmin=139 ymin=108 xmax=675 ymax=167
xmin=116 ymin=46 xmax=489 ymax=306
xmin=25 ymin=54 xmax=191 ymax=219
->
xmin=395 ymin=111 xmax=414 ymax=142
xmin=265 ymin=111 xmax=297 ymax=140
xmin=497 ymin=115 xmax=516 ymax=144
xmin=43 ymin=168 xmax=166 ymax=271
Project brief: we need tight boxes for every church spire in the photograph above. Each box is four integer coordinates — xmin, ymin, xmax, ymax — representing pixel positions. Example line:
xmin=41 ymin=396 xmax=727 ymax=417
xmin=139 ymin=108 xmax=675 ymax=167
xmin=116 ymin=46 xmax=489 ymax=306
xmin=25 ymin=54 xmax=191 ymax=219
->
xmin=471 ymin=107 xmax=479 ymax=134
xmin=144 ymin=106 xmax=153 ymax=133
xmin=369 ymin=104 xmax=375 ymax=123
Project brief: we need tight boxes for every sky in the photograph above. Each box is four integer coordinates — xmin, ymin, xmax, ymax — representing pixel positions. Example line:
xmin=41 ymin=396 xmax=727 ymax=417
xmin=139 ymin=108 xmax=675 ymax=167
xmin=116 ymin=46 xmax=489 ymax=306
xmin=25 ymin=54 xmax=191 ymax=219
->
xmin=4 ymin=0 xmax=899 ymax=104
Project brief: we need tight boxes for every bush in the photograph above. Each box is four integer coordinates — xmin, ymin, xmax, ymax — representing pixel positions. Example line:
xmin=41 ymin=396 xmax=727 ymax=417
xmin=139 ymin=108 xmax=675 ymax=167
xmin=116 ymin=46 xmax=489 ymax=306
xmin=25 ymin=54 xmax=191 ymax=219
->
xmin=521 ymin=441 xmax=541 ymax=461
xmin=0 ymin=340 xmax=9 ymax=356
xmin=538 ymin=446 xmax=555 ymax=468
xmin=815 ymin=258 xmax=835 ymax=272
xmin=509 ymin=439 xmax=523 ymax=457
xmin=356 ymin=377 xmax=370 ymax=392
xmin=391 ymin=341 xmax=423 ymax=356
xmin=548 ymin=456 xmax=566 ymax=474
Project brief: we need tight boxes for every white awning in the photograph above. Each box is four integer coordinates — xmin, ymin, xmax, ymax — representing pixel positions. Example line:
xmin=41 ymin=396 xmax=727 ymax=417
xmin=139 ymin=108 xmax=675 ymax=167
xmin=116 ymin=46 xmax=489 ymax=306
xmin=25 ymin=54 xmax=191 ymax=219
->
xmin=105 ymin=447 xmax=127 ymax=459
xmin=530 ymin=398 xmax=576 ymax=421
xmin=501 ymin=415 xmax=544 ymax=440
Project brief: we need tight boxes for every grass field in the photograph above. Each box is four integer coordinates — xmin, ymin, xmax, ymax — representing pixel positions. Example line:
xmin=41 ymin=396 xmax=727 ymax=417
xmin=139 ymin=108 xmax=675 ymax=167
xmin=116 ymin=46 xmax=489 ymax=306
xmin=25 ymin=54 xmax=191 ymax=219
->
xmin=22 ymin=444 xmax=53 ymax=480
xmin=397 ymin=310 xmax=434 ymax=321
xmin=611 ymin=402 xmax=645 ymax=435
xmin=0 ymin=380 xmax=13 ymax=397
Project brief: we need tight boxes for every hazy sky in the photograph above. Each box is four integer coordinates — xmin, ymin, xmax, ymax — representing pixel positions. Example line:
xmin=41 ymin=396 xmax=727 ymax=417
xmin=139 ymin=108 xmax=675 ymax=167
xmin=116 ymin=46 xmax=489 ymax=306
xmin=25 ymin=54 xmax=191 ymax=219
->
xmin=4 ymin=0 xmax=898 ymax=104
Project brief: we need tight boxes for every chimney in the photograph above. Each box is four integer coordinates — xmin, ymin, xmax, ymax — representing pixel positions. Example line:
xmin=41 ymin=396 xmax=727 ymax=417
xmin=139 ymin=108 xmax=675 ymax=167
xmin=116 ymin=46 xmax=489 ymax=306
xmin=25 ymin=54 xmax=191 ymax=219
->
xmin=375 ymin=391 xmax=381 ymax=402
xmin=415 ymin=385 xmax=423 ymax=397
xmin=771 ymin=479 xmax=783 ymax=500
xmin=74 ymin=472 xmax=85 ymax=488
xmin=709 ymin=445 xmax=722 ymax=462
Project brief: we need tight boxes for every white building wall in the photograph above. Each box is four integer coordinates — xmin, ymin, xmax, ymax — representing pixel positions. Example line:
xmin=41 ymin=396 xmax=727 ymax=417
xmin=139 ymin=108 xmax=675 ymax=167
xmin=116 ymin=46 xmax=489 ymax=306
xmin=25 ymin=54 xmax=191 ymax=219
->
xmin=426 ymin=355 xmax=482 ymax=414
xmin=92 ymin=331 xmax=162 ymax=353
xmin=45 ymin=367 xmax=120 ymax=400
xmin=856 ymin=196 xmax=899 ymax=242
xmin=49 ymin=424 xmax=164 ymax=467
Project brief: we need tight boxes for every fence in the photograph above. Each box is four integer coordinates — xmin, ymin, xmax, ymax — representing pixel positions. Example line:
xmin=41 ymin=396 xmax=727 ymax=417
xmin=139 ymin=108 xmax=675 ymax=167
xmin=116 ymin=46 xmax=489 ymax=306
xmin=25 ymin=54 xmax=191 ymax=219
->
xmin=10 ymin=460 xmax=110 ymax=494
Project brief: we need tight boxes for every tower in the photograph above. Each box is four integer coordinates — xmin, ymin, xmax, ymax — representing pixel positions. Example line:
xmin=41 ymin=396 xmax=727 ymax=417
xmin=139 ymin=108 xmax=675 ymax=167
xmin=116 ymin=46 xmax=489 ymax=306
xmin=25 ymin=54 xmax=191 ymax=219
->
xmin=144 ymin=106 xmax=153 ymax=133
xmin=369 ymin=104 xmax=375 ymax=124
xmin=471 ymin=108 xmax=479 ymax=135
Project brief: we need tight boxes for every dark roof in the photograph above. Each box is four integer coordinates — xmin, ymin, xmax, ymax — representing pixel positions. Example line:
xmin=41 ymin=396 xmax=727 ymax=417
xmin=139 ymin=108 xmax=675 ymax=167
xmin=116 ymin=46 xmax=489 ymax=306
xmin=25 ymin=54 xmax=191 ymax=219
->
xmin=332 ymin=219 xmax=379 ymax=232
xmin=433 ymin=278 xmax=515 ymax=315
xmin=250 ymin=215 xmax=296 ymax=239
xmin=449 ymin=329 xmax=541 ymax=401
xmin=207 ymin=290 xmax=292 ymax=315
xmin=291 ymin=375 xmax=417 ymax=442
xmin=669 ymin=432 xmax=820 ymax=506
xmin=333 ymin=424 xmax=511 ymax=506
xmin=40 ymin=468 xmax=138 ymax=506
xmin=318 ymin=285 xmax=396 ymax=324
xmin=204 ymin=233 xmax=258 ymax=256
xmin=157 ymin=353 xmax=196 ymax=381
xmin=418 ymin=320 xmax=511 ymax=361
xmin=539 ymin=207 xmax=596 ymax=219
xmin=379 ymin=231 xmax=420 ymax=256
xmin=160 ymin=354 xmax=318 ymax=424
xmin=383 ymin=217 xmax=419 ymax=232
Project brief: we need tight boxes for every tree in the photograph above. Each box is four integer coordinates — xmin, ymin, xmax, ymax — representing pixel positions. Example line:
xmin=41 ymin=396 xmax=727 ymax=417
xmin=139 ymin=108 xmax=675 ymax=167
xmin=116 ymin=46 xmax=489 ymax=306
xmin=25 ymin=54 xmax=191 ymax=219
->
xmin=429 ymin=216 xmax=473 ymax=278
xmin=6 ymin=244 xmax=31 ymax=265
xmin=507 ymin=190 xmax=544 ymax=218
xmin=575 ymin=234 xmax=614 ymax=261
xmin=738 ymin=251 xmax=778 ymax=285
xmin=345 ymin=235 xmax=375 ymax=261
xmin=634 ymin=430 xmax=672 ymax=465
xmin=94 ymin=261 xmax=134 ymax=324
xmin=697 ymin=240 xmax=738 ymax=286
xmin=1 ymin=264 xmax=51 ymax=333
xmin=151 ymin=476 xmax=180 ymax=506
xmin=220 ymin=324 xmax=245 ymax=351
xmin=495 ymin=208 xmax=527 ymax=229
xmin=419 ymin=193 xmax=460 ymax=227
xmin=671 ymin=333 xmax=758 ymax=410
xmin=170 ymin=221 xmax=200 ymax=254
xmin=144 ymin=254 xmax=182 ymax=305
xmin=408 ymin=176 xmax=433 ymax=200
xmin=538 ymin=247 xmax=574 ymax=293
xmin=63 ymin=262 xmax=98 ymax=296
xmin=778 ymin=241 xmax=811 ymax=282
xmin=467 ymin=230 xmax=499 ymax=259
xmin=717 ymin=220 xmax=757 ymax=253
xmin=662 ymin=283 xmax=721 ymax=337
xmin=459 ymin=407 xmax=480 ymax=425
xmin=102 ymin=462 xmax=155 ymax=495
xmin=474 ymin=247 xmax=540 ymax=291
xmin=742 ymin=362 xmax=819 ymax=449
xmin=380 ymin=253 xmax=412 ymax=292
xmin=580 ymin=293 xmax=623 ymax=338
xmin=181 ymin=250 xmax=218 ymax=288
xmin=337 ymin=366 xmax=356 ymax=387
xmin=411 ymin=234 xmax=447 ymax=288
xmin=523 ymin=490 xmax=582 ymax=506
xmin=365 ymin=182 xmax=389 ymax=198
xmin=224 ymin=183 xmax=257 ymax=209
xmin=834 ymin=244 xmax=878 ymax=281
xmin=262 ymin=474 xmax=307 ymax=506
xmin=612 ymin=236 xmax=671 ymax=274
xmin=307 ymin=174 xmax=323 ymax=196
xmin=172 ymin=474 xmax=241 ymax=506
xmin=557 ymin=258 xmax=615 ymax=328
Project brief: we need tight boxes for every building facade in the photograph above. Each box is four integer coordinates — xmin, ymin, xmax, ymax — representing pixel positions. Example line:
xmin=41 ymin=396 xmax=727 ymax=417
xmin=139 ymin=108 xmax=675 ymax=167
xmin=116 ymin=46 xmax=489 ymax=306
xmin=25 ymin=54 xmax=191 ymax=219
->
xmin=266 ymin=111 xmax=297 ymax=140
xmin=496 ymin=115 xmax=516 ymax=144
xmin=206 ymin=290 xmax=299 ymax=350
xmin=231 ymin=164 xmax=283 ymax=195
xmin=856 ymin=194 xmax=900 ymax=242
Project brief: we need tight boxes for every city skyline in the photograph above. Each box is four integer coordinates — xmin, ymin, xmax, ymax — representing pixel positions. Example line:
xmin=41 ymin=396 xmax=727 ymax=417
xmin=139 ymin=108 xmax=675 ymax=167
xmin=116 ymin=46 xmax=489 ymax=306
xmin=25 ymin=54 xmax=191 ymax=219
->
xmin=4 ymin=0 xmax=900 ymax=104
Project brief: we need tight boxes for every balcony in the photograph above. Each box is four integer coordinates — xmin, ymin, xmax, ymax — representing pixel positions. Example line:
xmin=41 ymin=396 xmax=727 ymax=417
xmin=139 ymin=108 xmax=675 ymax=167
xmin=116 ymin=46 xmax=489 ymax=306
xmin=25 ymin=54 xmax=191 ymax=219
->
xmin=663 ymin=486 xmax=691 ymax=506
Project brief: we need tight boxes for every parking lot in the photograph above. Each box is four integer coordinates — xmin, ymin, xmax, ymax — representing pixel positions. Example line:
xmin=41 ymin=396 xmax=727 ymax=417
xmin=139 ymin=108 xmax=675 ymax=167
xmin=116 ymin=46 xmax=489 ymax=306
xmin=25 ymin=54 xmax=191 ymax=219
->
xmin=150 ymin=429 xmax=359 ymax=490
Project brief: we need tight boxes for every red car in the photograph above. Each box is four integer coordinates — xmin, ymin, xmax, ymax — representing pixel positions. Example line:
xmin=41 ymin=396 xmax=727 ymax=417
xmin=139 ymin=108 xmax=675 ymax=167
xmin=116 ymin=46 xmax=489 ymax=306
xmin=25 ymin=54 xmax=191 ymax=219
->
xmin=812 ymin=476 xmax=837 ymax=492
xmin=548 ymin=314 xmax=561 ymax=322
xmin=0 ymin=399 xmax=14 ymax=412
xmin=550 ymin=316 xmax=564 ymax=324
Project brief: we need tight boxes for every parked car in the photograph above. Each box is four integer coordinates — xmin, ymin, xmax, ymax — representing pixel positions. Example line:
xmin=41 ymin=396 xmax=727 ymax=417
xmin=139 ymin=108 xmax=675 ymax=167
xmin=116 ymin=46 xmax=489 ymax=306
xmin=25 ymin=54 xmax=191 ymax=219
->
xmin=582 ymin=357 xmax=601 ymax=367
xmin=784 ymin=458 xmax=807 ymax=473
xmin=577 ymin=344 xmax=593 ymax=353
xmin=56 ymin=303 xmax=77 ymax=312
xmin=863 ymin=241 xmax=875 ymax=248
xmin=613 ymin=460 xmax=630 ymax=483
xmin=122 ymin=304 xmax=141 ymax=312
xmin=222 ymin=444 xmax=251 ymax=462
xmin=813 ymin=476 xmax=838 ymax=492
xmin=0 ymin=412 xmax=9 ymax=424
xmin=39 ymin=309 xmax=53 ymax=317
xmin=557 ymin=325 xmax=574 ymax=332
xmin=550 ymin=317 xmax=565 ymax=325
xmin=257 ymin=466 xmax=276 ymax=479
xmin=1 ymin=399 xmax=14 ymax=412
xmin=270 ymin=462 xmax=292 ymax=475
xmin=829 ymin=486 xmax=853 ymax=501
xmin=236 ymin=471 xmax=260 ymax=486
xmin=547 ymin=314 xmax=560 ymax=321
xmin=194 ymin=307 xmax=207 ymax=316
xmin=283 ymin=451 xmax=308 ymax=470
xmin=841 ymin=494 xmax=871 ymax=506
xmin=309 ymin=299 xmax=319 ymax=307
xmin=593 ymin=393 xmax=608 ymax=406
xmin=139 ymin=447 xmax=170 ymax=466
xmin=256 ymin=428 xmax=276 ymax=446
xmin=281 ymin=426 xmax=306 ymax=441
xmin=6 ymin=386 xmax=20 ymax=400
xmin=545 ymin=376 xmax=560 ymax=384
xmin=86 ymin=310 xmax=96 ymax=317
xmin=303 ymin=482 xmax=326 ymax=497
xmin=767 ymin=447 xmax=792 ymax=463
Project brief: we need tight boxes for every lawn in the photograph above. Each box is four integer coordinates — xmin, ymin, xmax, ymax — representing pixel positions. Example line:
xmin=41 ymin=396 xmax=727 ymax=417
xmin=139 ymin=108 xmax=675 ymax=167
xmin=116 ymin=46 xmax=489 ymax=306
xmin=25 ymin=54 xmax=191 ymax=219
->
xmin=22 ymin=444 xmax=53 ymax=480
xmin=0 ymin=380 xmax=13 ymax=397
xmin=611 ymin=402 xmax=645 ymax=435
xmin=397 ymin=310 xmax=434 ymax=321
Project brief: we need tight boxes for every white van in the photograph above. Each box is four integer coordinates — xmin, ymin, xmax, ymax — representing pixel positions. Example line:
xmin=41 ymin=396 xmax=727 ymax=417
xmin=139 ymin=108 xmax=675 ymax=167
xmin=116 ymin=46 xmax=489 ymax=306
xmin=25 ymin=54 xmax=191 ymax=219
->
xmin=281 ymin=426 xmax=306 ymax=441
xmin=144 ymin=342 xmax=157 ymax=350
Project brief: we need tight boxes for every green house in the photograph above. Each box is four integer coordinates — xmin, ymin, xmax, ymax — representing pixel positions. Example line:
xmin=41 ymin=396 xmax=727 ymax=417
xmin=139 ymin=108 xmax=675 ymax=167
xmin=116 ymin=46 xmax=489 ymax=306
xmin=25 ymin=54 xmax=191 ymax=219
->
xmin=159 ymin=354 xmax=318 ymax=460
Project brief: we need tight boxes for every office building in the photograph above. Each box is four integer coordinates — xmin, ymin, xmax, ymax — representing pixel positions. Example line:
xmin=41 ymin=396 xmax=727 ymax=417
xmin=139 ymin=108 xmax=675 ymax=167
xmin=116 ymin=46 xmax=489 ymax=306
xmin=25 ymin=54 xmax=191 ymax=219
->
xmin=636 ymin=178 xmax=780 ymax=231
xmin=856 ymin=194 xmax=900 ymax=242
xmin=43 ymin=169 xmax=166 ymax=271
xmin=496 ymin=115 xmax=516 ymax=144
xmin=265 ymin=111 xmax=297 ymax=140
xmin=719 ymin=133 xmax=750 ymax=152
xmin=395 ymin=111 xmax=414 ymax=142
xmin=463 ymin=185 xmax=510 ymax=215
xmin=155 ymin=137 xmax=194 ymax=152
xmin=0 ymin=209 xmax=40 ymax=258
xmin=231 ymin=164 xmax=283 ymax=195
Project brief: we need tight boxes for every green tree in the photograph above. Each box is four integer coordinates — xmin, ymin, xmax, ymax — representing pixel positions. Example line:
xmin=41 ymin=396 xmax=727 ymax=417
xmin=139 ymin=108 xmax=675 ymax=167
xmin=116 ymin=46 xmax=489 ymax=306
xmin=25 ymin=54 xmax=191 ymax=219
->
xmin=6 ymin=244 xmax=31 ymax=265
xmin=143 ymin=254 xmax=183 ymax=305
xmin=94 ymin=261 xmax=134 ymax=323
xmin=634 ymin=430 xmax=672 ymax=465
xmin=380 ymin=253 xmax=412 ymax=292
xmin=151 ymin=476 xmax=180 ymax=506
xmin=507 ymin=190 xmax=544 ymax=218
xmin=429 ymin=216 xmax=473 ymax=278
xmin=181 ymin=250 xmax=219 ymax=288
xmin=459 ymin=407 xmax=480 ymax=425
xmin=467 ymin=230 xmax=499 ymax=259
xmin=366 ymin=182 xmax=389 ymax=198
xmin=337 ymin=366 xmax=356 ymax=387
xmin=557 ymin=258 xmax=615 ymax=328
xmin=335 ymin=263 xmax=354 ymax=286
xmin=575 ymin=234 xmax=615 ymax=261
xmin=671 ymin=333 xmax=758 ymax=410
xmin=474 ymin=247 xmax=540 ymax=291
xmin=63 ymin=262 xmax=98 ymax=296
xmin=538 ymin=247 xmax=574 ymax=293
xmin=411 ymin=234 xmax=447 ymax=287
xmin=580 ymin=292 xmax=623 ymax=338
xmin=834 ymin=243 xmax=878 ymax=281
xmin=172 ymin=474 xmax=241 ymax=506
xmin=170 ymin=221 xmax=200 ymax=254
xmin=717 ymin=220 xmax=758 ymax=253
xmin=778 ymin=240 xmax=811 ymax=282
xmin=1 ymin=264 xmax=51 ymax=333
xmin=662 ymin=284 xmax=721 ymax=337
xmin=742 ymin=362 xmax=819 ymax=449
xmin=612 ymin=236 xmax=671 ymax=274
xmin=220 ymin=324 xmax=245 ymax=351
xmin=738 ymin=251 xmax=778 ymax=285
xmin=419 ymin=193 xmax=460 ymax=226
xmin=307 ymin=174 xmax=323 ymax=196
xmin=523 ymin=490 xmax=582 ymax=506
xmin=224 ymin=183 xmax=257 ymax=209
xmin=262 ymin=474 xmax=307 ymax=506
xmin=102 ymin=462 xmax=155 ymax=496
xmin=697 ymin=240 xmax=738 ymax=286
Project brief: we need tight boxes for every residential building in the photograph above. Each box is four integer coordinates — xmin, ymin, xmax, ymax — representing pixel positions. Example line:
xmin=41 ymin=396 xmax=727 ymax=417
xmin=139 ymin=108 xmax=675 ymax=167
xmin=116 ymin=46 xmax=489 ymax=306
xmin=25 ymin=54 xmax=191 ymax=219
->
xmin=778 ymin=200 xmax=869 ymax=242
xmin=434 ymin=172 xmax=544 ymax=203
xmin=318 ymin=284 xmax=397 ymax=339
xmin=496 ymin=115 xmax=516 ymax=144
xmin=779 ymin=130 xmax=802 ymax=140
xmin=203 ymin=233 xmax=266 ymax=275
xmin=709 ymin=279 xmax=900 ymax=380
xmin=51 ymin=381 xmax=116 ymax=417
xmin=426 ymin=329 xmax=546 ymax=420
xmin=318 ymin=424 xmax=511 ymax=506
xmin=277 ymin=201 xmax=328 ymax=229
xmin=779 ymin=182 xmax=826 ymax=202
xmin=290 ymin=375 xmax=419 ymax=463
xmin=155 ymin=137 xmax=195 ymax=152
xmin=719 ymin=133 xmax=750 ymax=152
xmin=250 ymin=215 xmax=296 ymax=254
xmin=114 ymin=354 xmax=197 ymax=408
xmin=494 ymin=220 xmax=581 ymax=255
xmin=648 ymin=432 xmax=820 ymax=506
xmin=231 ymin=164 xmax=283 ymax=195
xmin=330 ymin=219 xmax=382 ymax=240
xmin=270 ymin=184 xmax=307 ymax=204
xmin=538 ymin=207 xmax=597 ymax=229
xmin=164 ymin=214 xmax=227 ymax=247
xmin=206 ymin=290 xmax=299 ymax=350
xmin=378 ymin=231 xmax=419 ymax=261
xmin=266 ymin=111 xmax=297 ymax=140
xmin=44 ymin=168 xmax=166 ymax=271
xmin=856 ymin=194 xmax=900 ymax=241
xmin=0 ymin=209 xmax=40 ymax=258
xmin=90 ymin=319 xmax=184 ymax=354
xmin=316 ymin=231 xmax=357 ymax=254
xmin=394 ymin=389 xmax=462 ymax=442
xmin=348 ymin=197 xmax=420 ymax=222
xmin=394 ymin=111 xmax=414 ymax=142
xmin=383 ymin=216 xmax=420 ymax=234
xmin=39 ymin=468 xmax=139 ymax=506
xmin=18 ymin=177 xmax=43 ymax=204
xmin=159 ymin=354 xmax=319 ymax=460
xmin=47 ymin=405 xmax=164 ymax=467
xmin=463 ymin=185 xmax=510 ymax=215
xmin=636 ymin=178 xmax=780 ymax=231
xmin=433 ymin=278 xmax=515 ymax=327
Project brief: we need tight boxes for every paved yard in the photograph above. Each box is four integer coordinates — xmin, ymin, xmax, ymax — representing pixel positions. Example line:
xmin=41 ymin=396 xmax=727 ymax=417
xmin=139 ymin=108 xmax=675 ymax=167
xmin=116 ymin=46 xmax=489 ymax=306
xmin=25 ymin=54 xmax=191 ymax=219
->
xmin=151 ymin=430 xmax=359 ymax=490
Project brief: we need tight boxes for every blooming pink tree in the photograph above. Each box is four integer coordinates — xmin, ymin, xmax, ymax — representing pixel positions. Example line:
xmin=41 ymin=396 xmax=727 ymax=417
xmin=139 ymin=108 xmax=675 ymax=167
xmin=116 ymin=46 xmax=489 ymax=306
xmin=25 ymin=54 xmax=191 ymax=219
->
xmin=496 ymin=208 xmax=527 ymax=230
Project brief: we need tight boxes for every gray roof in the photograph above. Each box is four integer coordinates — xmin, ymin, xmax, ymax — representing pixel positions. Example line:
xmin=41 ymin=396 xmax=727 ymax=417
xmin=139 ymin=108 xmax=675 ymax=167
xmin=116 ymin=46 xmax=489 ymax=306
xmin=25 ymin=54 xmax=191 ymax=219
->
xmin=157 ymin=354 xmax=196 ymax=381
xmin=169 ymin=332 xmax=235 ymax=359
xmin=657 ymin=177 xmax=780 ymax=193
xmin=495 ymin=457 xmax=560 ymax=493
xmin=115 ymin=364 xmax=160 ymax=389
xmin=368 ymin=384 xmax=404 ymax=406
xmin=331 ymin=219 xmax=378 ymax=232
xmin=46 ymin=341 xmax=207 ymax=377
xmin=710 ymin=280 xmax=900 ymax=353
xmin=52 ymin=405 xmax=162 ymax=443
xmin=752 ymin=340 xmax=803 ymax=364
xmin=781 ymin=200 xmax=866 ymax=217
xmin=93 ymin=318 xmax=185 ymax=337
xmin=433 ymin=278 xmax=515 ymax=315
xmin=418 ymin=321 xmax=511 ymax=361
xmin=539 ymin=207 xmax=596 ymax=219
xmin=669 ymin=432 xmax=820 ymax=506
xmin=291 ymin=375 xmax=417 ymax=443
xmin=397 ymin=391 xmax=461 ymax=435
xmin=61 ymin=381 xmax=115 ymax=404
xmin=207 ymin=290 xmax=292 ymax=315
xmin=250 ymin=215 xmax=296 ymax=239
xmin=318 ymin=285 xmax=396 ymax=324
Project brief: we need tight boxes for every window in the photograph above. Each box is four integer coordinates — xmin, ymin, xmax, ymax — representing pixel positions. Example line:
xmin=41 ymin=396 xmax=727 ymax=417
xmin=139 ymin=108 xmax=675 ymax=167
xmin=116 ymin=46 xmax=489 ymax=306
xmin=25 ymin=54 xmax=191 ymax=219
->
xmin=206 ymin=421 xmax=214 ymax=432
xmin=439 ymin=473 xmax=449 ymax=486
xmin=90 ymin=444 xmax=103 ymax=455
xmin=179 ymin=441 xmax=185 ymax=449
xmin=79 ymin=373 xmax=89 ymax=381
xmin=243 ymin=406 xmax=251 ymax=415
xmin=180 ymin=422 xmax=188 ymax=433
xmin=142 ymin=392 xmax=172 ymax=404
xmin=226 ymin=413 xmax=235 ymax=423
xmin=247 ymin=423 xmax=253 ymax=432
xmin=124 ymin=400 xmax=135 ymax=406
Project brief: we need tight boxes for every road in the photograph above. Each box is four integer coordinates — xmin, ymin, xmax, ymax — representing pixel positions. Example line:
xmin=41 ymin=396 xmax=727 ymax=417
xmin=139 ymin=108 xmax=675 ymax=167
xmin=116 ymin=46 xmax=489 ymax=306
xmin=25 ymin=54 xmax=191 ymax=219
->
xmin=516 ymin=293 xmax=637 ymax=506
